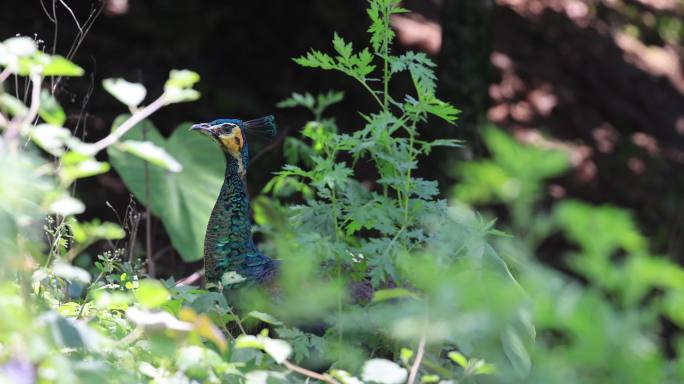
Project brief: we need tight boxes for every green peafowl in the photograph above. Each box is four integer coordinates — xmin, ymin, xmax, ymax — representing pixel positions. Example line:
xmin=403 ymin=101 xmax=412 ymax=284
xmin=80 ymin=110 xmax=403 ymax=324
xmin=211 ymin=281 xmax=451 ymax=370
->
xmin=190 ymin=116 xmax=277 ymax=285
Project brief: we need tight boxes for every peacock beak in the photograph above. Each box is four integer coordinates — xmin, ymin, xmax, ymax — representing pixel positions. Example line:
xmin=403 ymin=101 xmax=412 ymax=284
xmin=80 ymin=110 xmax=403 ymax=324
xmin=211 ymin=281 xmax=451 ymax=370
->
xmin=190 ymin=123 xmax=212 ymax=135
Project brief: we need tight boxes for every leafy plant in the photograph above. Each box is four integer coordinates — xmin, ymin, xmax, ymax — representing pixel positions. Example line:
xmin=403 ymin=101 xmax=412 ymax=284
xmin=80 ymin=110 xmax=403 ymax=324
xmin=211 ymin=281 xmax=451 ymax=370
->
xmin=454 ymin=125 xmax=684 ymax=382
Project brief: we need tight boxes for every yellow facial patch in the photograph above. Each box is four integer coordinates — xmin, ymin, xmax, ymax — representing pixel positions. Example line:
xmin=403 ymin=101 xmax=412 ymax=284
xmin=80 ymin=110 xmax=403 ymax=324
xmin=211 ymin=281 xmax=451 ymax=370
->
xmin=218 ymin=127 xmax=244 ymax=154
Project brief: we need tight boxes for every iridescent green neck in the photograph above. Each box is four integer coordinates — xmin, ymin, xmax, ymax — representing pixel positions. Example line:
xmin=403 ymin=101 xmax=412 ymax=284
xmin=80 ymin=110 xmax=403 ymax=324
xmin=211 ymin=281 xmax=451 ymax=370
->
xmin=203 ymin=153 xmax=274 ymax=283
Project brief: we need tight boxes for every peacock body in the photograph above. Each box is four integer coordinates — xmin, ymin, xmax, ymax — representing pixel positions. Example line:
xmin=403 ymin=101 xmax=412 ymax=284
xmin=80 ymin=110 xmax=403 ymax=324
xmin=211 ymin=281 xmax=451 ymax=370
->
xmin=190 ymin=116 xmax=277 ymax=285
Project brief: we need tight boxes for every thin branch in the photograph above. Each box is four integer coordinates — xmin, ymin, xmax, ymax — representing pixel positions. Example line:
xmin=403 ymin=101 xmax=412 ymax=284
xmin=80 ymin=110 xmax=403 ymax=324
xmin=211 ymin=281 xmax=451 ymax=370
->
xmin=85 ymin=95 xmax=166 ymax=154
xmin=23 ymin=75 xmax=43 ymax=126
xmin=176 ymin=270 xmax=204 ymax=286
xmin=282 ymin=360 xmax=340 ymax=384
xmin=6 ymin=75 xmax=42 ymax=147
xmin=0 ymin=66 xmax=12 ymax=84
xmin=57 ymin=0 xmax=83 ymax=34
xmin=407 ymin=334 xmax=427 ymax=384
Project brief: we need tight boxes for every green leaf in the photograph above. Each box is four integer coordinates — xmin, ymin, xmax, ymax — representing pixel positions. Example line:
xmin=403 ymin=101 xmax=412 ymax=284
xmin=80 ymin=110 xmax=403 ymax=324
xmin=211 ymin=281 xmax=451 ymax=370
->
xmin=134 ymin=279 xmax=171 ymax=309
xmin=163 ymin=70 xmax=201 ymax=104
xmin=501 ymin=327 xmax=532 ymax=378
xmin=53 ymin=261 xmax=91 ymax=284
xmin=165 ymin=69 xmax=200 ymax=89
xmin=262 ymin=338 xmax=292 ymax=364
xmin=44 ymin=312 xmax=84 ymax=349
xmin=103 ymin=78 xmax=147 ymax=108
xmin=59 ymin=152 xmax=110 ymax=184
xmin=421 ymin=374 xmax=440 ymax=383
xmin=48 ymin=194 xmax=85 ymax=216
xmin=246 ymin=311 xmax=283 ymax=325
xmin=108 ymin=116 xmax=224 ymax=261
xmin=361 ymin=359 xmax=407 ymax=384
xmin=372 ymin=288 xmax=419 ymax=302
xmin=30 ymin=124 xmax=72 ymax=156
xmin=116 ymin=140 xmax=183 ymax=172
xmin=0 ymin=94 xmax=29 ymax=117
xmin=447 ymin=351 xmax=468 ymax=368
xmin=333 ymin=33 xmax=353 ymax=61
xmin=17 ymin=52 xmax=84 ymax=76
xmin=125 ymin=307 xmax=193 ymax=332
xmin=67 ymin=217 xmax=125 ymax=244
xmin=277 ymin=92 xmax=315 ymax=110
xmin=38 ymin=90 xmax=66 ymax=126
xmin=400 ymin=348 xmax=413 ymax=365
xmin=293 ymin=50 xmax=336 ymax=70
xmin=1 ymin=37 xmax=37 ymax=59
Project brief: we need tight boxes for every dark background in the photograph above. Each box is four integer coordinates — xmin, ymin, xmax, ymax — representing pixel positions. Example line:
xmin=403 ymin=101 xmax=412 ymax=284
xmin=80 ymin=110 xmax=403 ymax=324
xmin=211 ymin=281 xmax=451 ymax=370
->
xmin=2 ymin=0 xmax=683 ymax=275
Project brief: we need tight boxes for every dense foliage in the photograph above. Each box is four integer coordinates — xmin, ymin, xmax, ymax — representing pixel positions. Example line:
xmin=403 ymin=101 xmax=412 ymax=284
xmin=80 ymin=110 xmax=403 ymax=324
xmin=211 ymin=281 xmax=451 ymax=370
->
xmin=1 ymin=1 xmax=684 ymax=383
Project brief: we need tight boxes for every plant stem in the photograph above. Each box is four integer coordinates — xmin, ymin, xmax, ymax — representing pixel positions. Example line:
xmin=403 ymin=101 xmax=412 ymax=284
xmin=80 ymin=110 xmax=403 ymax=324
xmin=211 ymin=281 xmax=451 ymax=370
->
xmin=0 ymin=67 xmax=12 ymax=84
xmin=382 ymin=2 xmax=390 ymax=112
xmin=407 ymin=334 xmax=427 ymax=384
xmin=6 ymin=74 xmax=42 ymax=149
xmin=142 ymin=125 xmax=155 ymax=278
xmin=330 ymin=185 xmax=344 ymax=351
xmin=77 ymin=270 xmax=105 ymax=319
xmin=85 ymin=95 xmax=166 ymax=154
xmin=356 ymin=77 xmax=384 ymax=109
xmin=282 ymin=360 xmax=340 ymax=384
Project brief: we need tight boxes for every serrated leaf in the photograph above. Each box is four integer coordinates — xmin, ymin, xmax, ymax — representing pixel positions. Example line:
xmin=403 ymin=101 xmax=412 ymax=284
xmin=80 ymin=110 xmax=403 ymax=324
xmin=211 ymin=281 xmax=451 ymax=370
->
xmin=333 ymin=33 xmax=353 ymax=61
xmin=293 ymin=50 xmax=335 ymax=70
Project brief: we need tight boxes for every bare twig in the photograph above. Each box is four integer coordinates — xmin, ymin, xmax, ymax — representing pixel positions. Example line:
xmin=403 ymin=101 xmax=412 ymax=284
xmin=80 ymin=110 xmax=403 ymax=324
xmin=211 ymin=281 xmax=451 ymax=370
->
xmin=282 ymin=360 xmax=340 ymax=384
xmin=85 ymin=95 xmax=166 ymax=154
xmin=57 ymin=0 xmax=83 ymax=34
xmin=407 ymin=334 xmax=427 ymax=384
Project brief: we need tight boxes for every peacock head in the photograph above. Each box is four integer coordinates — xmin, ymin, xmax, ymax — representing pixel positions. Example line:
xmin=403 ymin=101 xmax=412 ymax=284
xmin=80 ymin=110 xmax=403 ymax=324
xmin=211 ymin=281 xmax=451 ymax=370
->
xmin=190 ymin=115 xmax=276 ymax=170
